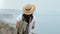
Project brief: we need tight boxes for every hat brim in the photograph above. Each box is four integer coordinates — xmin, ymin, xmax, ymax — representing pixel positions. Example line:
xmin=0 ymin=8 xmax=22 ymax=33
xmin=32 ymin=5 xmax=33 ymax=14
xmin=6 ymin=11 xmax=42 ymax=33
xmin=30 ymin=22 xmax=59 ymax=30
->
xmin=23 ymin=4 xmax=36 ymax=15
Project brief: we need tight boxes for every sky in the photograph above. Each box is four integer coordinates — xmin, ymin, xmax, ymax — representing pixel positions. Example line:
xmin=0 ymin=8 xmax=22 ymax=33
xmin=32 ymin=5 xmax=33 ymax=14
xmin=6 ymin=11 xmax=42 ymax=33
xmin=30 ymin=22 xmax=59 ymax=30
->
xmin=0 ymin=0 xmax=60 ymax=34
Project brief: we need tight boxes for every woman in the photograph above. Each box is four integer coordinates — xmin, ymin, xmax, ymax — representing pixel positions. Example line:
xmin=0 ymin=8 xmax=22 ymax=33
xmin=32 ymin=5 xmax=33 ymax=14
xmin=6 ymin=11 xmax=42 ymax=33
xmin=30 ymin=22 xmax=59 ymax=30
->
xmin=16 ymin=4 xmax=36 ymax=34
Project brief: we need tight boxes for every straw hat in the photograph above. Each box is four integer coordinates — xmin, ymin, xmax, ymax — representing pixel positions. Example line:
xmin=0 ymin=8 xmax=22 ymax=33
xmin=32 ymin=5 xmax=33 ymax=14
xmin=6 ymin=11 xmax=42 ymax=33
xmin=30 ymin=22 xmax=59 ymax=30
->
xmin=23 ymin=4 xmax=36 ymax=15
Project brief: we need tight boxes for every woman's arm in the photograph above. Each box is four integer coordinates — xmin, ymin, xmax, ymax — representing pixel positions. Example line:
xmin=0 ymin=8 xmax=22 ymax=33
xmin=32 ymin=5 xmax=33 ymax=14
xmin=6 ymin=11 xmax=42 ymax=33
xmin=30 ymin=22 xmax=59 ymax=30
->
xmin=16 ymin=14 xmax=22 ymax=28
xmin=32 ymin=20 xmax=35 ymax=29
xmin=16 ymin=21 xmax=19 ymax=28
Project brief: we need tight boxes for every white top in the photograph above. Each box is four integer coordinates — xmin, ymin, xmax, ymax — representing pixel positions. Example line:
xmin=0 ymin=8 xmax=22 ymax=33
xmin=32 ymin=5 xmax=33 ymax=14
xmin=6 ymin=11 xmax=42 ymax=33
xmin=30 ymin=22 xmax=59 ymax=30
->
xmin=17 ymin=14 xmax=36 ymax=34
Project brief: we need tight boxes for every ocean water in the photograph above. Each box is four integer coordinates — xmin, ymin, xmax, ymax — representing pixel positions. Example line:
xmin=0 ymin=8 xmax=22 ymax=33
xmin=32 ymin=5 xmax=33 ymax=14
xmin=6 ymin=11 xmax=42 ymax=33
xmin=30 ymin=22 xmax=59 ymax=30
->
xmin=34 ymin=16 xmax=60 ymax=34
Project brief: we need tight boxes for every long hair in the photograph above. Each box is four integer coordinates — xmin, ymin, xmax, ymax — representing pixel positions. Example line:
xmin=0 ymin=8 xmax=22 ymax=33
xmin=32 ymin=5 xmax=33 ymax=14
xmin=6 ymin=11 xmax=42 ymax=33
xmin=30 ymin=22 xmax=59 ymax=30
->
xmin=22 ymin=14 xmax=33 ymax=24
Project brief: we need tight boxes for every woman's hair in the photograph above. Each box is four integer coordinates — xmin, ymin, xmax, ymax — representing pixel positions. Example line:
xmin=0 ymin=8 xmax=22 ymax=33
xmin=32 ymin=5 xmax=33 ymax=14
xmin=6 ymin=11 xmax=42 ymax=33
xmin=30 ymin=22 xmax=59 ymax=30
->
xmin=22 ymin=14 xmax=33 ymax=24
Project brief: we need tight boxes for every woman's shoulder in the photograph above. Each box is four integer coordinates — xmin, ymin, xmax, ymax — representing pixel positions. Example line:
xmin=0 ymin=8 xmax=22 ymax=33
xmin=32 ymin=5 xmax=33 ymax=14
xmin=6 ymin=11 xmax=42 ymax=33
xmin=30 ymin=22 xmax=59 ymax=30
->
xmin=17 ymin=14 xmax=22 ymax=21
xmin=33 ymin=16 xmax=35 ymax=19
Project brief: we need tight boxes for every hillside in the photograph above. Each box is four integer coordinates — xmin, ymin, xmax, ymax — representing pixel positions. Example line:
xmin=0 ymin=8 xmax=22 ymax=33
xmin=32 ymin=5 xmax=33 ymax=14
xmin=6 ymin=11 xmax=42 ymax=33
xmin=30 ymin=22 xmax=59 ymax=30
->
xmin=0 ymin=20 xmax=17 ymax=34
